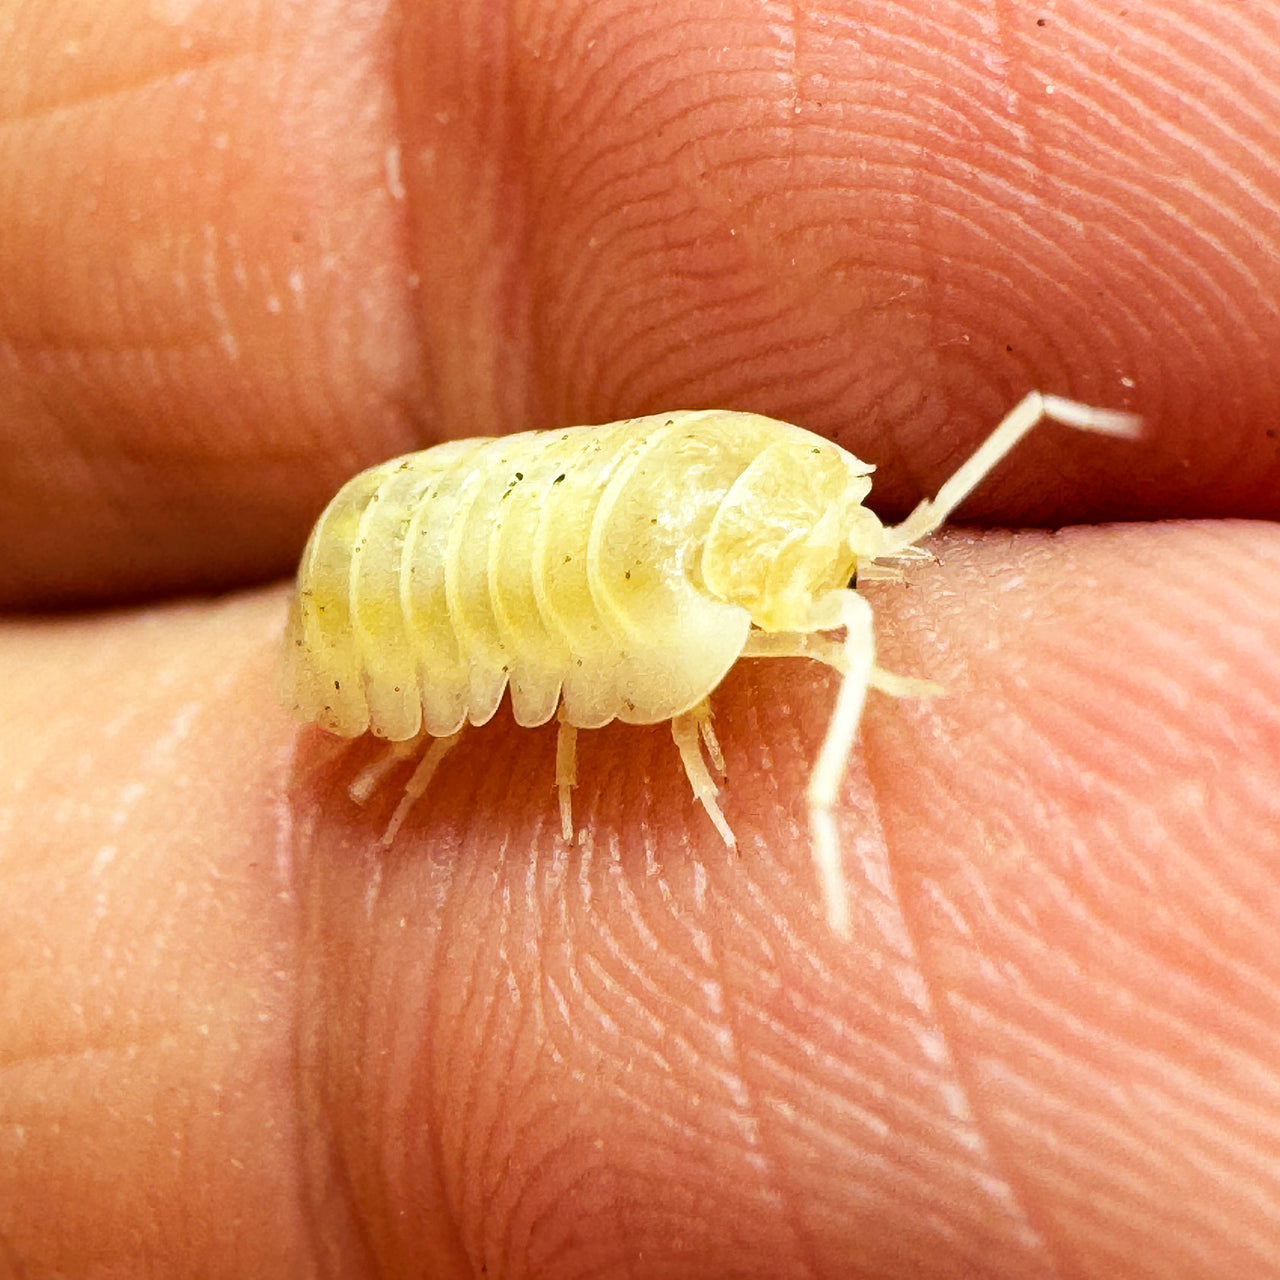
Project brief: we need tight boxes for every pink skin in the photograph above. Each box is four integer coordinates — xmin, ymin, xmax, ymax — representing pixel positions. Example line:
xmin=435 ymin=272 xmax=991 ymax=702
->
xmin=2 ymin=1 xmax=1280 ymax=1276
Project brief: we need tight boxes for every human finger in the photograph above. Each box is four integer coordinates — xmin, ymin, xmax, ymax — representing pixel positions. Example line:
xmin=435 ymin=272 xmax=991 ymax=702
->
xmin=6 ymin=520 xmax=1278 ymax=1275
xmin=4 ymin=0 xmax=1278 ymax=607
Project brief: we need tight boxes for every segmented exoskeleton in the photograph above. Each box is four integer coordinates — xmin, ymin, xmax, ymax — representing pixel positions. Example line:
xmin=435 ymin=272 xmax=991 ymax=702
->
xmin=280 ymin=393 xmax=1139 ymax=932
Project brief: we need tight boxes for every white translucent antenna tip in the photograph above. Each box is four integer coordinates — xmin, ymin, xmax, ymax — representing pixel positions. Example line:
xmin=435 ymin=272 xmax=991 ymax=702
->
xmin=1040 ymin=394 xmax=1143 ymax=439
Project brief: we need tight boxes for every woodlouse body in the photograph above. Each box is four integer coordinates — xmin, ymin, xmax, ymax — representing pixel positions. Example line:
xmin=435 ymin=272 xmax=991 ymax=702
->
xmin=281 ymin=411 xmax=875 ymax=738
xmin=281 ymin=394 xmax=1139 ymax=932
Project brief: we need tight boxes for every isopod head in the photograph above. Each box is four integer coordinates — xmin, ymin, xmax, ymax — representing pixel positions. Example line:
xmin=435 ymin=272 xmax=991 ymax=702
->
xmin=701 ymin=433 xmax=882 ymax=632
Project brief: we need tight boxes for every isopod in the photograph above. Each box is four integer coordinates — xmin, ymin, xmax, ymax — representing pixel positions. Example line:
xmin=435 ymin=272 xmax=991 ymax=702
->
xmin=279 ymin=391 xmax=1140 ymax=933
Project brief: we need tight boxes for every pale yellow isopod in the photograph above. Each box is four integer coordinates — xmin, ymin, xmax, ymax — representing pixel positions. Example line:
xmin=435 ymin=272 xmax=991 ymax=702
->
xmin=279 ymin=391 xmax=1139 ymax=934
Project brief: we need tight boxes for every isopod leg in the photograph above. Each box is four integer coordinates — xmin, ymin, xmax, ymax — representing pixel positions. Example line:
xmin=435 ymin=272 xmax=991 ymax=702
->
xmin=348 ymin=739 xmax=419 ymax=805
xmin=742 ymin=629 xmax=846 ymax=666
xmin=869 ymin=669 xmax=944 ymax=699
xmin=555 ymin=716 xmax=577 ymax=843
xmin=671 ymin=710 xmax=736 ymax=849
xmin=806 ymin=590 xmax=877 ymax=937
xmin=693 ymin=698 xmax=726 ymax=774
xmin=743 ymin=629 xmax=938 ymax=700
xmin=381 ymin=731 xmax=463 ymax=846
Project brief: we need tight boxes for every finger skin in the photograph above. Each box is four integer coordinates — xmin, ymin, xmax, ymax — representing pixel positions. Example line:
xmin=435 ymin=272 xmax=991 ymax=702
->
xmin=3 ymin=0 xmax=1280 ymax=606
xmin=0 ymin=591 xmax=316 ymax=1276
xmin=3 ymin=523 xmax=1280 ymax=1277
xmin=0 ymin=0 xmax=429 ymax=607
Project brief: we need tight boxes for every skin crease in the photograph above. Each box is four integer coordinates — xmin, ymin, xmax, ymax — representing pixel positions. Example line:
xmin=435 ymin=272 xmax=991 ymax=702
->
xmin=1 ymin=0 xmax=1279 ymax=1277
